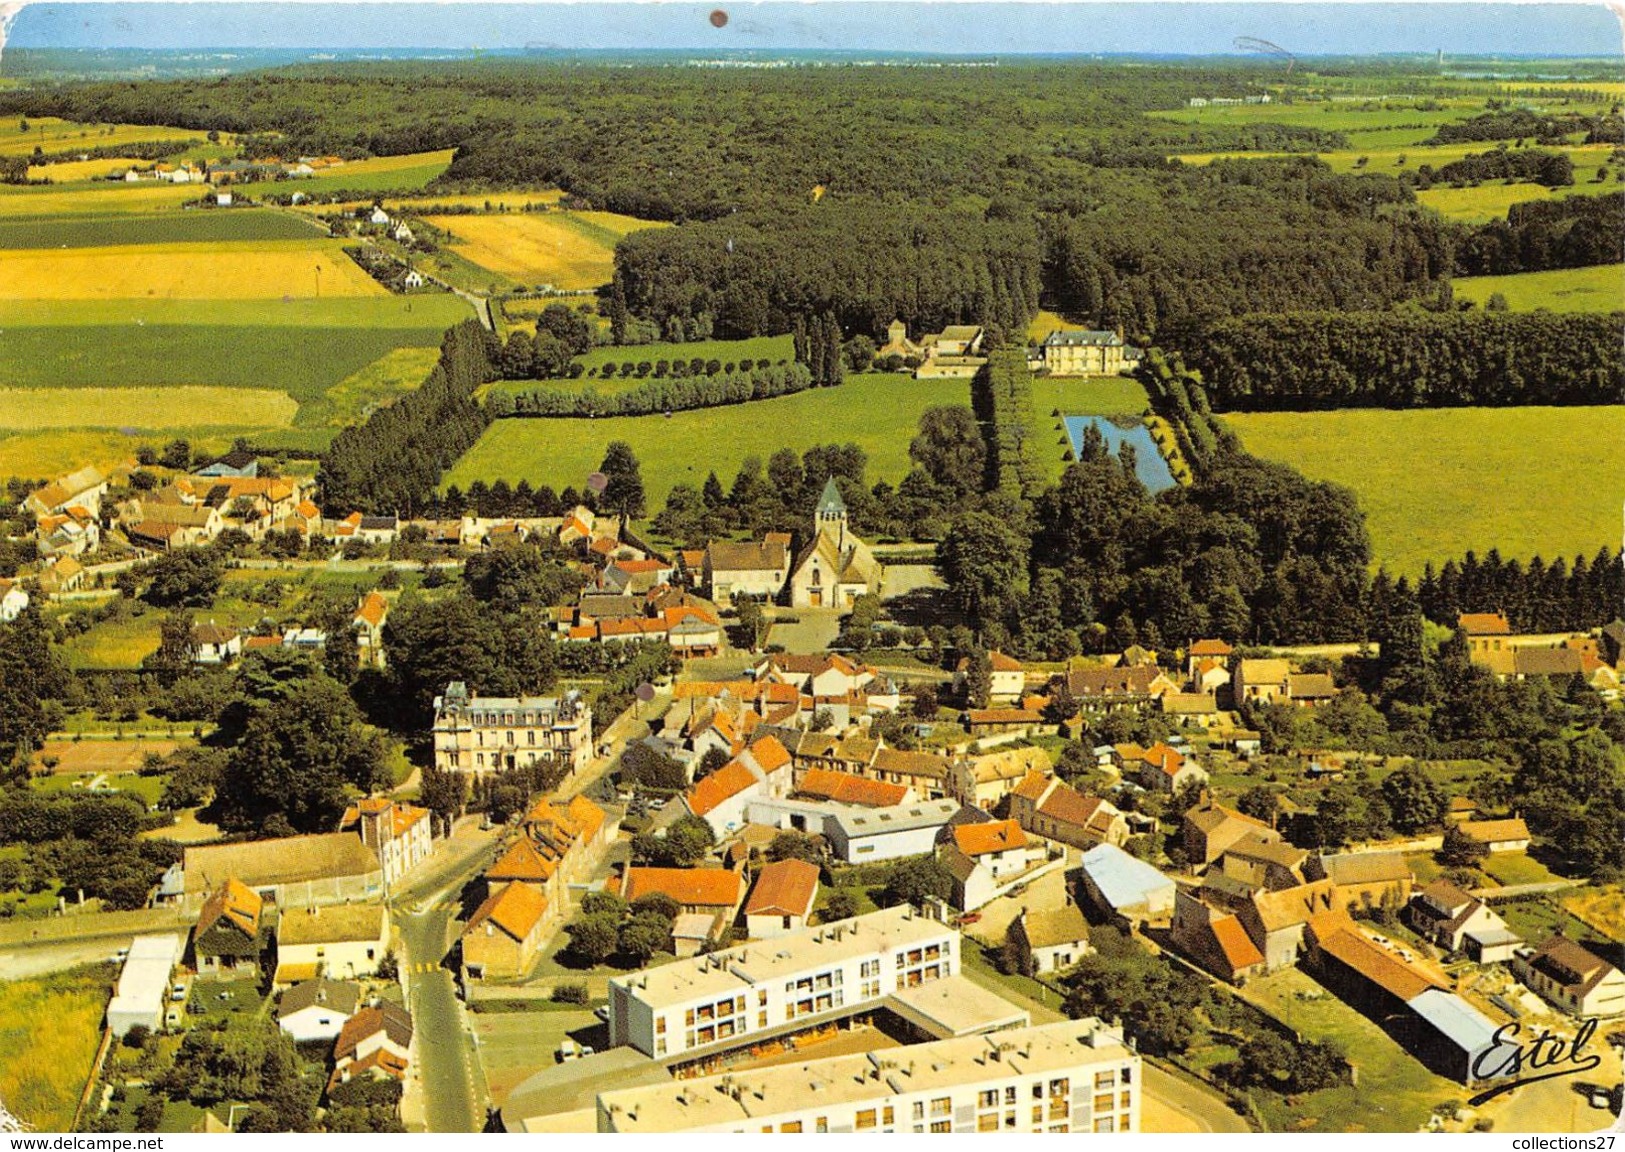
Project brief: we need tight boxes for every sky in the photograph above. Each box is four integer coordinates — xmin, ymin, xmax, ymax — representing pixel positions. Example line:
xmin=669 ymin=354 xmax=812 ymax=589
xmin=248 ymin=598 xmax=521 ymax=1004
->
xmin=5 ymin=1 xmax=1621 ymax=56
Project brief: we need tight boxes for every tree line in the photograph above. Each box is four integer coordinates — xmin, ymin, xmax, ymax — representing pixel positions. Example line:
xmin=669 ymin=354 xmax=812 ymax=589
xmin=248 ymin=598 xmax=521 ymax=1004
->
xmin=1182 ymin=312 xmax=1623 ymax=411
xmin=1416 ymin=548 xmax=1622 ymax=634
xmin=1428 ymin=147 xmax=1575 ymax=188
xmin=1427 ymin=105 xmax=1623 ymax=146
xmin=493 ymin=361 xmax=815 ymax=418
xmin=317 ymin=318 xmax=495 ymax=514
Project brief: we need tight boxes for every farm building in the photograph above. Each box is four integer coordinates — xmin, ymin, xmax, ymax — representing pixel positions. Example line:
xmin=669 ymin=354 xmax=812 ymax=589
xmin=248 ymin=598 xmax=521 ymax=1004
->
xmin=743 ymin=859 xmax=821 ymax=939
xmin=1007 ymin=905 xmax=1092 ymax=974
xmin=108 ymin=934 xmax=183 ymax=1038
xmin=1514 ymin=935 xmax=1625 ymax=1018
xmin=1078 ymin=843 xmax=1176 ymax=926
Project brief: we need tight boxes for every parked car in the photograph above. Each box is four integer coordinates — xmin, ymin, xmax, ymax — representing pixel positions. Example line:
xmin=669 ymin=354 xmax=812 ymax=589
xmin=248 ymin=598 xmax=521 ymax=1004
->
xmin=556 ymin=1039 xmax=579 ymax=1063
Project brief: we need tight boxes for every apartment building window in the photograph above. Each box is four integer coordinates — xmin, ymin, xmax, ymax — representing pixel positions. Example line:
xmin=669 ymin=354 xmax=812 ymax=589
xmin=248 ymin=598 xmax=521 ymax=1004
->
xmin=654 ymin=1039 xmax=666 ymax=1056
xmin=862 ymin=980 xmax=879 ymax=999
xmin=1120 ymin=1066 xmax=1133 ymax=1085
xmin=861 ymin=959 xmax=880 ymax=978
xmin=528 ymin=731 xmax=535 ymax=745
xmin=1094 ymin=1094 xmax=1114 ymax=1114
xmin=758 ymin=990 xmax=768 ymax=1007
xmin=1094 ymin=1071 xmax=1115 ymax=1090
xmin=912 ymin=1103 xmax=925 ymax=1121
xmin=1004 ymin=1087 xmax=1016 ymax=1105
xmin=979 ymin=1091 xmax=998 ymax=1109
xmin=929 ymin=1122 xmax=951 ymax=1134
xmin=655 ymin=1018 xmax=666 ymax=1034
xmin=930 ymin=1097 xmax=951 ymax=1117
xmin=780 ymin=1122 xmax=802 ymax=1133
xmin=1049 ymin=1078 xmax=1070 ymax=1098
xmin=856 ymin=1110 xmax=877 ymax=1131
xmin=977 ymin=1115 xmax=999 ymax=1132
xmin=1120 ymin=1091 xmax=1132 ymax=1110
xmin=1093 ymin=1117 xmax=1115 ymax=1134
xmin=883 ymin=1107 xmax=894 ymax=1126
xmin=758 ymin=1011 xmax=768 ymax=1027
xmin=815 ymin=1118 xmax=828 ymax=1133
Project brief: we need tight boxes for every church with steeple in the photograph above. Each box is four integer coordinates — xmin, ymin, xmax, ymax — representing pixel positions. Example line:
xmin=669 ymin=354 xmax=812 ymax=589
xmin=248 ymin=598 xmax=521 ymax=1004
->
xmin=786 ymin=478 xmax=885 ymax=608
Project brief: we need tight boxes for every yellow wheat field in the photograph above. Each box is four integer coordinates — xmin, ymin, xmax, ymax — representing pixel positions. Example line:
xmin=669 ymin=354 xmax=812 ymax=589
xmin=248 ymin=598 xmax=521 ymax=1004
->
xmin=0 ymin=181 xmax=201 ymax=218
xmin=26 ymin=157 xmax=151 ymax=183
xmin=0 ymin=118 xmax=205 ymax=157
xmin=0 ymin=387 xmax=298 ymax=430
xmin=426 ymin=210 xmax=666 ymax=289
xmin=0 ymin=240 xmax=386 ymax=300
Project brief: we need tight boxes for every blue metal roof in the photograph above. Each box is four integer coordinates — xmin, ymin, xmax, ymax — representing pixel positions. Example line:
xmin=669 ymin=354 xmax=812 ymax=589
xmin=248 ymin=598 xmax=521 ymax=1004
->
xmin=1080 ymin=844 xmax=1174 ymax=910
xmin=1408 ymin=988 xmax=1516 ymax=1065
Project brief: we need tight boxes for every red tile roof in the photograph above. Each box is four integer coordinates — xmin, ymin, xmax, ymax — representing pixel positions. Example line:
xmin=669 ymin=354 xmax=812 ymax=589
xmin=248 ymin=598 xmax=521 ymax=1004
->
xmin=1459 ymin=612 xmax=1512 ymax=635
xmin=685 ymin=760 xmax=760 ymax=817
xmin=953 ymin=819 xmax=1027 ymax=857
xmin=623 ymin=867 xmax=741 ymax=908
xmin=465 ymin=881 xmax=548 ymax=941
xmin=1211 ymin=913 xmax=1265 ymax=972
xmin=1190 ymin=639 xmax=1234 ymax=657
xmin=487 ymin=837 xmax=557 ymax=882
xmin=796 ymin=768 xmax=907 ymax=808
xmin=743 ymin=859 xmax=820 ymax=919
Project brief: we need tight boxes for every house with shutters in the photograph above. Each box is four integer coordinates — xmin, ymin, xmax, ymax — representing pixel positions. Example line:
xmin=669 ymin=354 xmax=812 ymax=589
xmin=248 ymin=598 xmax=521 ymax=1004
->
xmin=1407 ymin=880 xmax=1521 ymax=962
xmin=278 ymin=979 xmax=361 ymax=1043
xmin=191 ymin=878 xmax=264 ymax=978
xmin=1038 ymin=329 xmax=1138 ymax=376
xmin=329 ymin=1002 xmax=414 ymax=1092
xmin=938 ymin=819 xmax=1037 ymax=912
xmin=353 ymin=591 xmax=389 ymax=669
xmin=1113 ymin=742 xmax=1208 ymax=794
xmin=1007 ymin=904 xmax=1093 ymax=974
xmin=1233 ymin=659 xmax=1291 ymax=704
xmin=1008 ymin=771 xmax=1128 ymax=850
xmin=339 ymin=797 xmax=433 ymax=888
xmin=703 ymin=537 xmax=790 ymax=606
xmin=274 ymin=903 xmax=389 ymax=985
xmin=462 ymin=881 xmax=551 ymax=980
xmin=1515 ymin=935 xmax=1625 ymax=1018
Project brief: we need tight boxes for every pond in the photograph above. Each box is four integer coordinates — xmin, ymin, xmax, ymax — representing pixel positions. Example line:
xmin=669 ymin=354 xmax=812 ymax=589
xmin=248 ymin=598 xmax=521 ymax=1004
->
xmin=1062 ymin=415 xmax=1176 ymax=493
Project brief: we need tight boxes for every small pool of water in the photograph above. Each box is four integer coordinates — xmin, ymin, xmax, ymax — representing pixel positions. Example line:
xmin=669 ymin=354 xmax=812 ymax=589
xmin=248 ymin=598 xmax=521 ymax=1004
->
xmin=1062 ymin=415 xmax=1176 ymax=493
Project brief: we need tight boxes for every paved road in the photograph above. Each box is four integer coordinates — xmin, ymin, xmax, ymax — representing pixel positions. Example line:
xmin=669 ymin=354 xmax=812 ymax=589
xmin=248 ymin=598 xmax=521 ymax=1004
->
xmin=393 ymin=821 xmax=502 ymax=1133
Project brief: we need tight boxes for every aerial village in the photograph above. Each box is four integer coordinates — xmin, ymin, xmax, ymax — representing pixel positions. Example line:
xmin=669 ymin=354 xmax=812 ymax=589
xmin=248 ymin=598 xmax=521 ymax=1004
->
xmin=4 ymin=444 xmax=1621 ymax=1135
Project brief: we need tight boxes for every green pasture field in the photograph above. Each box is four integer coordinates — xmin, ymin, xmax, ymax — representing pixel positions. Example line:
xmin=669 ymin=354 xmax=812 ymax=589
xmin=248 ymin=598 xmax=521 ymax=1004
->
xmin=0 ymin=324 xmax=450 ymax=405
xmin=293 ymin=345 xmax=443 ymax=429
xmin=1416 ymin=177 xmax=1623 ymax=221
xmin=1148 ymin=97 xmax=1483 ymax=148
xmin=1453 ymin=264 xmax=1625 ymax=311
xmin=0 ymin=208 xmax=323 ymax=249
xmin=1225 ymin=405 xmax=1625 ymax=576
xmin=446 ymin=372 xmax=971 ymax=504
xmin=270 ymin=156 xmax=453 ymax=198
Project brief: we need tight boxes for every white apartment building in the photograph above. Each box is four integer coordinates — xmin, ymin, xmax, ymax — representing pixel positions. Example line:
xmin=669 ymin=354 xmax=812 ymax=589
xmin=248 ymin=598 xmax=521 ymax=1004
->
xmin=597 ymin=1017 xmax=1140 ymax=1134
xmin=608 ymin=905 xmax=960 ymax=1059
xmin=431 ymin=681 xmax=594 ymax=776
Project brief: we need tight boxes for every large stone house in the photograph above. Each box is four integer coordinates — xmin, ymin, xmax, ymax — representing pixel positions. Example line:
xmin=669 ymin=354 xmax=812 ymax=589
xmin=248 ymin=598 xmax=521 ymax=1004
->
xmin=1008 ymin=771 xmax=1129 ymax=850
xmin=703 ymin=537 xmax=791 ymax=606
xmin=786 ymin=480 xmax=883 ymax=609
xmin=1037 ymin=329 xmax=1138 ymax=376
xmin=431 ymin=681 xmax=594 ymax=776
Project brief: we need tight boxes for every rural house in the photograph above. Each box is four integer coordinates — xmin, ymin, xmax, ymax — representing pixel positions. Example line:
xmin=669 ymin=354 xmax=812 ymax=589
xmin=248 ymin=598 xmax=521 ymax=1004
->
xmin=462 ymin=881 xmax=551 ymax=980
xmin=1514 ymin=935 xmax=1625 ymax=1018
xmin=743 ymin=859 xmax=821 ymax=939
xmin=278 ymin=979 xmax=362 ymax=1043
xmin=1008 ymin=772 xmax=1129 ymax=850
xmin=703 ymin=537 xmax=790 ymax=606
xmin=274 ymin=902 xmax=389 ymax=985
xmin=1407 ymin=880 xmax=1521 ymax=962
xmin=1007 ymin=905 xmax=1093 ymax=974
xmin=329 ymin=1002 xmax=414 ymax=1092
xmin=192 ymin=878 xmax=265 ymax=978
xmin=1077 ymin=843 xmax=1176 ymax=926
xmin=1171 ymin=889 xmax=1266 ymax=986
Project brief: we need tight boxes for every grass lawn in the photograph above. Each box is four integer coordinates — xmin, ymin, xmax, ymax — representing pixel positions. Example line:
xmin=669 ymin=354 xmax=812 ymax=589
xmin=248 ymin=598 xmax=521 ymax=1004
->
xmin=32 ymin=771 xmax=167 ymax=808
xmin=1224 ymin=406 xmax=1625 ymax=576
xmin=58 ymin=613 xmax=166 ymax=670
xmin=1405 ymin=853 xmax=1444 ymax=885
xmin=0 ymin=208 xmax=322 ymax=249
xmin=0 ymin=428 xmax=241 ymax=484
xmin=1239 ymin=967 xmax=1456 ymax=1133
xmin=446 ymin=373 xmax=973 ymax=505
xmin=1453 ymin=264 xmax=1625 ymax=312
xmin=0 ymin=964 xmax=112 ymax=1132
xmin=1479 ymin=852 xmax=1561 ymax=888
xmin=269 ymin=150 xmax=455 ymax=198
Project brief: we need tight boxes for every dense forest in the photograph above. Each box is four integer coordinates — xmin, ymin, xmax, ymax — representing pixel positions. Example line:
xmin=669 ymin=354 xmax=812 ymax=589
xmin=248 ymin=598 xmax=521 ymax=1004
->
xmin=1184 ymin=312 xmax=1624 ymax=410
xmin=1455 ymin=192 xmax=1624 ymax=276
